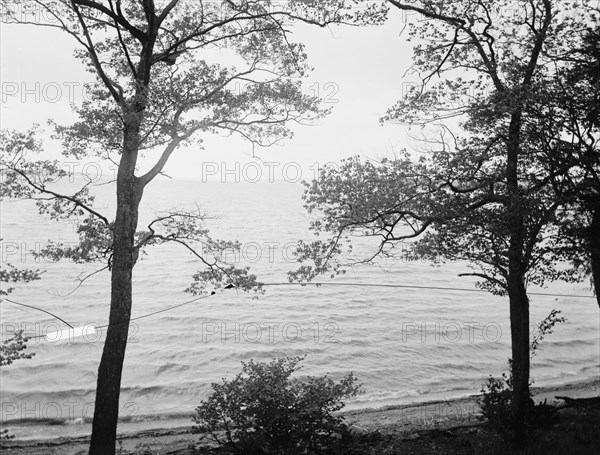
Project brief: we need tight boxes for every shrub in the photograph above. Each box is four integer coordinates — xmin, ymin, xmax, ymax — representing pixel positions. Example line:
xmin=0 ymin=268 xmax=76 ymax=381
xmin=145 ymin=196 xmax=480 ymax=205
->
xmin=530 ymin=398 xmax=560 ymax=429
xmin=0 ymin=429 xmax=15 ymax=440
xmin=0 ymin=330 xmax=34 ymax=367
xmin=480 ymin=309 xmax=565 ymax=438
xmin=480 ymin=371 xmax=559 ymax=439
xmin=1 ymin=330 xmax=35 ymax=440
xmin=479 ymin=369 xmax=517 ymax=439
xmin=192 ymin=356 xmax=361 ymax=454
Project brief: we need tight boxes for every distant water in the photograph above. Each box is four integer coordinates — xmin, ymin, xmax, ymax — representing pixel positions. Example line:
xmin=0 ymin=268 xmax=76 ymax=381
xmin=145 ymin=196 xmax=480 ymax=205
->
xmin=1 ymin=180 xmax=599 ymax=430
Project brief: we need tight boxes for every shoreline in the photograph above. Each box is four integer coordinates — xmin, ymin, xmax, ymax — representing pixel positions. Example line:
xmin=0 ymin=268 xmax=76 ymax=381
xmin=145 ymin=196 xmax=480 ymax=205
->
xmin=1 ymin=378 xmax=598 ymax=454
xmin=342 ymin=377 xmax=599 ymax=432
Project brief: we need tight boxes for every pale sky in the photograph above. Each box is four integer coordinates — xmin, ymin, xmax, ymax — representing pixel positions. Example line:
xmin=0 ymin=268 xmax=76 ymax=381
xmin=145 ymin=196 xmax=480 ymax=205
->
xmin=0 ymin=7 xmax=423 ymax=181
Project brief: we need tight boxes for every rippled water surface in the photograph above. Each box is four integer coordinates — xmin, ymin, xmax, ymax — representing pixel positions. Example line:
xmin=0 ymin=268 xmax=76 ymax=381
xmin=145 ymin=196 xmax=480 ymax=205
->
xmin=1 ymin=180 xmax=598 ymax=424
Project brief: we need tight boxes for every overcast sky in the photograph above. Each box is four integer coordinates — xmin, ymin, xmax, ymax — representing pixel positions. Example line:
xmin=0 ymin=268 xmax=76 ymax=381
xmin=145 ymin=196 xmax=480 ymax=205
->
xmin=1 ymin=8 xmax=424 ymax=181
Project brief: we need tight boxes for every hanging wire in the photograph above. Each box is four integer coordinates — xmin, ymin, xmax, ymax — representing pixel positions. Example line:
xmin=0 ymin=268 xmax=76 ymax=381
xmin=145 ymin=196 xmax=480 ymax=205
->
xmin=2 ymin=298 xmax=74 ymax=328
xmin=95 ymin=291 xmax=219 ymax=329
xmin=1 ymin=281 xmax=595 ymax=342
xmin=1 ymin=291 xmax=222 ymax=340
xmin=259 ymin=282 xmax=596 ymax=299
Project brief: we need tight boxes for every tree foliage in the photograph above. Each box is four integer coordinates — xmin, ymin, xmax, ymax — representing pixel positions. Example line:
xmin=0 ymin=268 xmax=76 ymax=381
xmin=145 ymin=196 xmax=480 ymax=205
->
xmin=0 ymin=262 xmax=40 ymax=366
xmin=193 ymin=356 xmax=361 ymax=455
xmin=0 ymin=234 xmax=41 ymax=439
xmin=290 ymin=0 xmax=597 ymax=442
xmin=531 ymin=22 xmax=600 ymax=303
xmin=1 ymin=1 xmax=387 ymax=452
xmin=480 ymin=309 xmax=566 ymax=438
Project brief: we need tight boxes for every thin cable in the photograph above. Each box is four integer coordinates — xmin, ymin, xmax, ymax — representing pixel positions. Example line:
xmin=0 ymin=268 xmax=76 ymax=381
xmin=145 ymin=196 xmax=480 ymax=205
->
xmin=3 ymin=281 xmax=594 ymax=342
xmin=2 ymin=298 xmax=74 ymax=328
xmin=258 ymin=282 xmax=596 ymax=299
xmin=94 ymin=291 xmax=220 ymax=330
xmin=5 ymin=290 xmax=224 ymax=341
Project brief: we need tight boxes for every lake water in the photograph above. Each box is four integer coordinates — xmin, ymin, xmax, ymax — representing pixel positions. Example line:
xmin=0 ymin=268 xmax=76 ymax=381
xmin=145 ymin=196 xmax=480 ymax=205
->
xmin=1 ymin=179 xmax=598 ymax=433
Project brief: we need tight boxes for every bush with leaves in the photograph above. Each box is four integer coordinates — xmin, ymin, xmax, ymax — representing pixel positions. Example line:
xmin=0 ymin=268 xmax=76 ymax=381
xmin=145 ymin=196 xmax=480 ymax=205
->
xmin=1 ymin=258 xmax=40 ymax=439
xmin=1 ymin=256 xmax=41 ymax=367
xmin=0 ymin=330 xmax=36 ymax=439
xmin=192 ymin=356 xmax=360 ymax=454
xmin=480 ymin=361 xmax=522 ymax=439
xmin=0 ymin=329 xmax=34 ymax=367
xmin=480 ymin=310 xmax=565 ymax=438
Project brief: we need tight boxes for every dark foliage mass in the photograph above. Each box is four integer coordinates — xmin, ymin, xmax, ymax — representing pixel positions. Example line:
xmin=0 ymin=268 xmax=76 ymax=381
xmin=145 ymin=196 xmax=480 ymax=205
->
xmin=193 ymin=356 xmax=360 ymax=454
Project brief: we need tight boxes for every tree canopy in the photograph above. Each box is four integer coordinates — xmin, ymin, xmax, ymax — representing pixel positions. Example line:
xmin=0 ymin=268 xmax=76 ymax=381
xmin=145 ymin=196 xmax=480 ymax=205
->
xmin=0 ymin=1 xmax=387 ymax=453
xmin=290 ymin=0 xmax=598 ymax=440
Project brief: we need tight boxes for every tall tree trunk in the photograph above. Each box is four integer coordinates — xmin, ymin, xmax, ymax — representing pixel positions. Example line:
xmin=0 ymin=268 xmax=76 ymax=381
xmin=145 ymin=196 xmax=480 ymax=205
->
xmin=589 ymin=207 xmax=600 ymax=308
xmin=89 ymin=128 xmax=143 ymax=455
xmin=506 ymin=106 xmax=530 ymax=442
xmin=507 ymin=267 xmax=530 ymax=441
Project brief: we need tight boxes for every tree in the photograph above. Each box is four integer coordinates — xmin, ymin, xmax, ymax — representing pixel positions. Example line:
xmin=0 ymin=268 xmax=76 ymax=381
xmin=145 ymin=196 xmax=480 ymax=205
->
xmin=0 ymin=1 xmax=386 ymax=453
xmin=290 ymin=0 xmax=595 ymax=442
xmin=529 ymin=21 xmax=600 ymax=306
xmin=0 ymin=330 xmax=34 ymax=367
xmin=0 ymin=324 xmax=35 ymax=440
xmin=0 ymin=240 xmax=42 ymax=439
xmin=1 ymin=210 xmax=42 ymax=367
xmin=0 ymin=261 xmax=41 ymax=366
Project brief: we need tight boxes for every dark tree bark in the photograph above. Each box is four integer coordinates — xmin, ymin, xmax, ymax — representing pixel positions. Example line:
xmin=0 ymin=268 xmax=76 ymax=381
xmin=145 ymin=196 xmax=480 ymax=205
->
xmin=506 ymin=106 xmax=531 ymax=442
xmin=589 ymin=207 xmax=600 ymax=308
xmin=89 ymin=121 xmax=143 ymax=455
xmin=507 ymin=271 xmax=531 ymax=441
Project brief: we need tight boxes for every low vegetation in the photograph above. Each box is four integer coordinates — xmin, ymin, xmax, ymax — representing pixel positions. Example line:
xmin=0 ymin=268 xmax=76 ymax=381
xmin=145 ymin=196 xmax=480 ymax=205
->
xmin=480 ymin=309 xmax=566 ymax=439
xmin=192 ymin=356 xmax=360 ymax=454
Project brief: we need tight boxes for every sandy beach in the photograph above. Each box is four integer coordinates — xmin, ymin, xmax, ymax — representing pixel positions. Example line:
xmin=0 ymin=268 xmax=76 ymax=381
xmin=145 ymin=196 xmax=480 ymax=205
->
xmin=1 ymin=378 xmax=598 ymax=455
